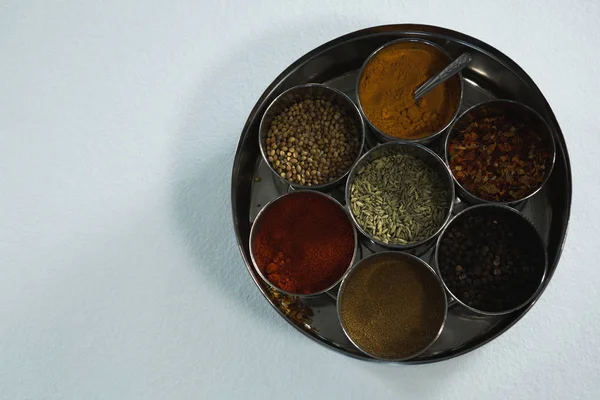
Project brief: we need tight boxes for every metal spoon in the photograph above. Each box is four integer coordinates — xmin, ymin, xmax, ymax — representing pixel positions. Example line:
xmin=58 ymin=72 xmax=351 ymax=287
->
xmin=413 ymin=53 xmax=472 ymax=101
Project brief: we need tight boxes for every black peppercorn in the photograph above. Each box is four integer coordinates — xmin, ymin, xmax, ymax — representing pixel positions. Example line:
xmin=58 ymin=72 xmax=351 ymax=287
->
xmin=437 ymin=206 xmax=545 ymax=313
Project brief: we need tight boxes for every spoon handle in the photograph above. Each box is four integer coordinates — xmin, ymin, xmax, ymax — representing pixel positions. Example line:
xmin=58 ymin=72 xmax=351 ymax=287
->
xmin=413 ymin=53 xmax=472 ymax=101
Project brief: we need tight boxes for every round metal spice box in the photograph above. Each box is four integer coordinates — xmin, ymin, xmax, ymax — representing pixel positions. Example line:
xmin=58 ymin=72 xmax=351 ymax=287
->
xmin=232 ymin=24 xmax=572 ymax=364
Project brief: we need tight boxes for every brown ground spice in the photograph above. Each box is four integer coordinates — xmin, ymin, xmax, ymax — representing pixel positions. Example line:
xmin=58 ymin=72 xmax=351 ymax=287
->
xmin=339 ymin=259 xmax=446 ymax=359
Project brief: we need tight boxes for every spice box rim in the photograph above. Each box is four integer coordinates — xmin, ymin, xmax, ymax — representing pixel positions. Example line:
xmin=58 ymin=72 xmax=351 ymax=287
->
xmin=355 ymin=37 xmax=464 ymax=145
xmin=233 ymin=24 xmax=571 ymax=364
xmin=249 ymin=190 xmax=359 ymax=297
xmin=444 ymin=99 xmax=557 ymax=206
xmin=434 ymin=203 xmax=549 ymax=316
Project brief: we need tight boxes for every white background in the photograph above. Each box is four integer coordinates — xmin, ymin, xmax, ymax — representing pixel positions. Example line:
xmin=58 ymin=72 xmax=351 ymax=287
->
xmin=1 ymin=0 xmax=599 ymax=399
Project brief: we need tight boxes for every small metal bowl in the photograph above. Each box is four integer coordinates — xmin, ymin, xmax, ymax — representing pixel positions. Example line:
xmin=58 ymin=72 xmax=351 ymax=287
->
xmin=345 ymin=141 xmax=455 ymax=254
xmin=434 ymin=204 xmax=548 ymax=316
xmin=249 ymin=190 xmax=358 ymax=297
xmin=356 ymin=38 xmax=464 ymax=145
xmin=258 ymin=83 xmax=365 ymax=191
xmin=444 ymin=99 xmax=557 ymax=206
xmin=337 ymin=251 xmax=447 ymax=362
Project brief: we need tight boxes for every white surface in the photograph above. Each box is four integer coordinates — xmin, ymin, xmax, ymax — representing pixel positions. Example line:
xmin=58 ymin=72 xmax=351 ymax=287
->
xmin=1 ymin=0 xmax=599 ymax=398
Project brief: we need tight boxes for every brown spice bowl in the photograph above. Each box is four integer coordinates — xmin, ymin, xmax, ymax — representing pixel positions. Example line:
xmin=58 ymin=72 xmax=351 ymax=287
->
xmin=344 ymin=141 xmax=455 ymax=255
xmin=258 ymin=83 xmax=365 ymax=192
xmin=356 ymin=38 xmax=464 ymax=145
xmin=249 ymin=190 xmax=358 ymax=297
xmin=337 ymin=251 xmax=448 ymax=362
xmin=444 ymin=100 xmax=557 ymax=206
xmin=433 ymin=204 xmax=548 ymax=316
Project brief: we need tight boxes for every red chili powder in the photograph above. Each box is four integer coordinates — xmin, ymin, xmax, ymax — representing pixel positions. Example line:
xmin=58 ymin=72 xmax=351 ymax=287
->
xmin=252 ymin=192 xmax=355 ymax=294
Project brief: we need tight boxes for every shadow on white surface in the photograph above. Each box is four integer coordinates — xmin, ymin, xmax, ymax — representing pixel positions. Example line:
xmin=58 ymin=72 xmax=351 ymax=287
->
xmin=167 ymin=24 xmax=315 ymax=335
xmin=359 ymin=354 xmax=468 ymax=396
xmin=170 ymin=113 xmax=286 ymax=332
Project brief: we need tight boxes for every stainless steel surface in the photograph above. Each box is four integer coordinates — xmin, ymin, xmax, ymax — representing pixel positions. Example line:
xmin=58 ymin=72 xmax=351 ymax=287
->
xmin=258 ymin=83 xmax=365 ymax=191
xmin=231 ymin=24 xmax=572 ymax=364
xmin=337 ymin=251 xmax=448 ymax=361
xmin=355 ymin=38 xmax=464 ymax=145
xmin=433 ymin=204 xmax=548 ymax=316
xmin=444 ymin=99 xmax=557 ymax=206
xmin=414 ymin=53 xmax=472 ymax=101
xmin=344 ymin=142 xmax=455 ymax=255
xmin=248 ymin=190 xmax=358 ymax=297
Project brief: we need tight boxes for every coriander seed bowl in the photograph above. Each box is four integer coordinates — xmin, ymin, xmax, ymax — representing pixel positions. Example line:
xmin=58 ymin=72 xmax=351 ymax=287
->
xmin=444 ymin=99 xmax=556 ymax=206
xmin=356 ymin=38 xmax=464 ymax=145
xmin=345 ymin=141 xmax=455 ymax=255
xmin=337 ymin=251 xmax=447 ymax=362
xmin=258 ymin=83 xmax=365 ymax=192
xmin=249 ymin=190 xmax=358 ymax=297
xmin=434 ymin=204 xmax=548 ymax=316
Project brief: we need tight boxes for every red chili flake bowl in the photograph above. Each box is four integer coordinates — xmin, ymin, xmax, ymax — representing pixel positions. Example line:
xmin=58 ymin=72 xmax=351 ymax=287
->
xmin=444 ymin=100 xmax=556 ymax=205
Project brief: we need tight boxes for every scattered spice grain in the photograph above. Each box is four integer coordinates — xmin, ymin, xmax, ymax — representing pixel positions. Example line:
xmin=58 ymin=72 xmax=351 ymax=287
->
xmin=266 ymin=287 xmax=315 ymax=330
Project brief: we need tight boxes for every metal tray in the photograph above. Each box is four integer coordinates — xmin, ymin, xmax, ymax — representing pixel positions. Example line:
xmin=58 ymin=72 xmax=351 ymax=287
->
xmin=231 ymin=24 xmax=572 ymax=363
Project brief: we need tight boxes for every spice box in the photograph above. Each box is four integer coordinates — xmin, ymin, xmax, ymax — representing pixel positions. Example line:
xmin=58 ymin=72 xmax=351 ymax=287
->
xmin=232 ymin=24 xmax=571 ymax=363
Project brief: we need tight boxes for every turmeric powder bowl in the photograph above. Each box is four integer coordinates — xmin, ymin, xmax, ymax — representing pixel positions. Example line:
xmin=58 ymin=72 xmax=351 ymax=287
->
xmin=356 ymin=38 xmax=463 ymax=144
xmin=249 ymin=191 xmax=358 ymax=297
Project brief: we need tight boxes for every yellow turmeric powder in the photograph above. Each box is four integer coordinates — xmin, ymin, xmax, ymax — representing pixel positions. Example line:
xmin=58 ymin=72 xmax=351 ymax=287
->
xmin=358 ymin=41 xmax=460 ymax=139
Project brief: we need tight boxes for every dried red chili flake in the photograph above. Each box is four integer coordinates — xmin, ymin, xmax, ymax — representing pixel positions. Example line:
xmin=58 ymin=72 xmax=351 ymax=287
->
xmin=448 ymin=115 xmax=551 ymax=202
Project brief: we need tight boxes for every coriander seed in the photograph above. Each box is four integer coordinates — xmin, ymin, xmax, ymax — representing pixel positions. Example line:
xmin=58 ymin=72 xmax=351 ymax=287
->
xmin=265 ymin=98 xmax=360 ymax=186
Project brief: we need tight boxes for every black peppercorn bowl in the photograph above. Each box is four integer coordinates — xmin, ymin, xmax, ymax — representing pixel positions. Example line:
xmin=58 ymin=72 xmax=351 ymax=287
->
xmin=444 ymin=99 xmax=557 ymax=206
xmin=258 ymin=83 xmax=366 ymax=192
xmin=434 ymin=204 xmax=548 ymax=315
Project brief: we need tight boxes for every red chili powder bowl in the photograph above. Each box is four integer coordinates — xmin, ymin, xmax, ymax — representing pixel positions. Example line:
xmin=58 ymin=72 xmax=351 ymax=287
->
xmin=250 ymin=191 xmax=357 ymax=296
